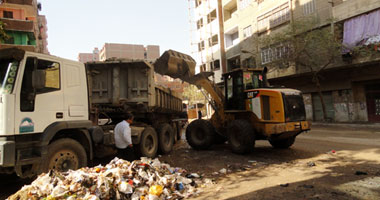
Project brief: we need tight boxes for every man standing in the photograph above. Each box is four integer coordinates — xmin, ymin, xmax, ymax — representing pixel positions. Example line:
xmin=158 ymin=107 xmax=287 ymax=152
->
xmin=114 ymin=113 xmax=135 ymax=161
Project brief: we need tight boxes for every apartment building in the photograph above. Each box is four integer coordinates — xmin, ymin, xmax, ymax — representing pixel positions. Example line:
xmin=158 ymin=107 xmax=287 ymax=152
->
xmin=0 ymin=0 xmax=48 ymax=53
xmin=190 ymin=0 xmax=380 ymax=123
xmin=78 ymin=47 xmax=100 ymax=63
xmin=99 ymin=43 xmax=160 ymax=63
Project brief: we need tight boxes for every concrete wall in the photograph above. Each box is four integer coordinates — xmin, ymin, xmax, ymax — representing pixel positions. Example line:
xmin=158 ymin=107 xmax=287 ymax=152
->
xmin=333 ymin=0 xmax=380 ymax=22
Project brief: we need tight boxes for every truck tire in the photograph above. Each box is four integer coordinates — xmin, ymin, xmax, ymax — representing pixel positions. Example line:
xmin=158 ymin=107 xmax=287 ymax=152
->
xmin=186 ymin=119 xmax=215 ymax=150
xmin=158 ymin=123 xmax=174 ymax=154
xmin=228 ymin=120 xmax=255 ymax=154
xmin=137 ymin=127 xmax=158 ymax=158
xmin=269 ymin=136 xmax=296 ymax=149
xmin=42 ymin=138 xmax=87 ymax=172
xmin=172 ymin=122 xmax=179 ymax=142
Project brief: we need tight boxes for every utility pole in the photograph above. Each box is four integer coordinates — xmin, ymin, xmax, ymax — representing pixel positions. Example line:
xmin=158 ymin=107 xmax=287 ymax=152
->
xmin=217 ymin=0 xmax=227 ymax=74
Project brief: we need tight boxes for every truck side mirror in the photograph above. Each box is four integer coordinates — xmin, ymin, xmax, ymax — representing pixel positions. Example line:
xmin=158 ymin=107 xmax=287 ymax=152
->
xmin=32 ymin=70 xmax=46 ymax=90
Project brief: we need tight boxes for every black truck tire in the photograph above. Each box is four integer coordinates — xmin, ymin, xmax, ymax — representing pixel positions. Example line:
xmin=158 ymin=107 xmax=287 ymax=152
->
xmin=186 ymin=119 xmax=215 ymax=150
xmin=172 ymin=122 xmax=180 ymax=142
xmin=269 ymin=136 xmax=296 ymax=149
xmin=137 ymin=126 xmax=158 ymax=158
xmin=228 ymin=120 xmax=255 ymax=154
xmin=42 ymin=138 xmax=87 ymax=172
xmin=157 ymin=123 xmax=174 ymax=154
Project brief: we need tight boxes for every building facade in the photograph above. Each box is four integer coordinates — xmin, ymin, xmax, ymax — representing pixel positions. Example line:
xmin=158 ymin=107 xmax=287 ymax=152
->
xmin=98 ymin=43 xmax=160 ymax=63
xmin=78 ymin=47 xmax=100 ymax=63
xmin=0 ymin=0 xmax=48 ymax=53
xmin=189 ymin=0 xmax=380 ymax=123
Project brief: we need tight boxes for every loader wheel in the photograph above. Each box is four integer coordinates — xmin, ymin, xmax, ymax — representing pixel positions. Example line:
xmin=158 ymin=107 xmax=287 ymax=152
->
xmin=186 ymin=119 xmax=215 ymax=150
xmin=269 ymin=136 xmax=296 ymax=149
xmin=42 ymin=138 xmax=87 ymax=173
xmin=228 ymin=120 xmax=255 ymax=154
xmin=137 ymin=127 xmax=158 ymax=158
xmin=157 ymin=123 xmax=174 ymax=154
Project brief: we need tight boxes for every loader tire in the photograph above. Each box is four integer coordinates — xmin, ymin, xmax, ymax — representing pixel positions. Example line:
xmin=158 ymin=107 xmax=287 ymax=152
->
xmin=186 ymin=119 xmax=215 ymax=150
xmin=157 ymin=123 xmax=174 ymax=154
xmin=228 ymin=120 xmax=255 ymax=154
xmin=137 ymin=127 xmax=158 ymax=158
xmin=42 ymin=138 xmax=87 ymax=173
xmin=269 ymin=136 xmax=296 ymax=149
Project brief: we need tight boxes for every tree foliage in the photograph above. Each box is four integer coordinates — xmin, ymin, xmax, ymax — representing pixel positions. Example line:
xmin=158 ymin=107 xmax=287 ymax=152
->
xmin=258 ymin=17 xmax=342 ymax=121
xmin=182 ymin=84 xmax=207 ymax=106
xmin=0 ymin=20 xmax=8 ymax=42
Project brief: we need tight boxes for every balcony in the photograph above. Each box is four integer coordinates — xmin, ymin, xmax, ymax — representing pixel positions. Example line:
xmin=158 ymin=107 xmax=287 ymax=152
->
xmin=0 ymin=44 xmax=36 ymax=52
xmin=2 ymin=0 xmax=34 ymax=6
xmin=333 ymin=0 xmax=380 ymax=22
xmin=1 ymin=18 xmax=34 ymax=32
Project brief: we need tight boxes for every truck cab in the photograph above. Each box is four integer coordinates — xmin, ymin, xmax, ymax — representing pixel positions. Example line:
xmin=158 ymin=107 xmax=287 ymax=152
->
xmin=0 ymin=48 xmax=92 ymax=177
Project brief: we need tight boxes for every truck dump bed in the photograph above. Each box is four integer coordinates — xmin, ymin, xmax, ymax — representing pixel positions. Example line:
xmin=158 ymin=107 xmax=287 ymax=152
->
xmin=86 ymin=60 xmax=182 ymax=114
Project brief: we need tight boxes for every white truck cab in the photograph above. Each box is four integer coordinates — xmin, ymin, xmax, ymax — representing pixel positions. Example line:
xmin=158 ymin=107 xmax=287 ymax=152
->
xmin=0 ymin=48 xmax=93 ymax=177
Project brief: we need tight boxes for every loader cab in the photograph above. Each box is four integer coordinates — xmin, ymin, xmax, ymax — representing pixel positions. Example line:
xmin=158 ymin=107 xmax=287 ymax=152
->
xmin=224 ymin=68 xmax=267 ymax=110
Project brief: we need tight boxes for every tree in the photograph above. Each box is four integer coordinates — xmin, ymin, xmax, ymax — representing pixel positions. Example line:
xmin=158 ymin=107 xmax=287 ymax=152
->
xmin=259 ymin=17 xmax=342 ymax=121
xmin=0 ymin=20 xmax=8 ymax=42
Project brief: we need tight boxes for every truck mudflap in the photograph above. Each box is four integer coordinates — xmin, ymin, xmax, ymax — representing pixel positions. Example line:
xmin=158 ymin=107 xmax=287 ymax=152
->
xmin=0 ymin=140 xmax=15 ymax=167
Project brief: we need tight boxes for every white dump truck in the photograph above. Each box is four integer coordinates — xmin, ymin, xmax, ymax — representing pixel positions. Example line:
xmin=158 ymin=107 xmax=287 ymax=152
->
xmin=0 ymin=48 xmax=195 ymax=178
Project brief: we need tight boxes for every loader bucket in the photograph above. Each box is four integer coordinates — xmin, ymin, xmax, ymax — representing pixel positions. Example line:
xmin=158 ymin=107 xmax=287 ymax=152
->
xmin=154 ymin=50 xmax=196 ymax=80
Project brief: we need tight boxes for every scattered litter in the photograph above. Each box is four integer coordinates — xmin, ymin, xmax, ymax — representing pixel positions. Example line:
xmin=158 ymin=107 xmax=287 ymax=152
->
xmin=300 ymin=184 xmax=314 ymax=189
xmin=355 ymin=171 xmax=368 ymax=176
xmin=331 ymin=150 xmax=336 ymax=153
xmin=248 ymin=160 xmax=257 ymax=163
xmin=219 ymin=168 xmax=227 ymax=174
xmin=307 ymin=161 xmax=316 ymax=167
xmin=212 ymin=172 xmax=219 ymax=175
xmin=186 ymin=173 xmax=200 ymax=178
xmin=8 ymin=157 xmax=206 ymax=200
xmin=280 ymin=183 xmax=289 ymax=187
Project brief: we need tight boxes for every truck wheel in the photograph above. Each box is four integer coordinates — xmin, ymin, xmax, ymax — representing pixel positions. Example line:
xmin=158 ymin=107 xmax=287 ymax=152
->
xmin=186 ymin=119 xmax=215 ymax=150
xmin=269 ymin=136 xmax=296 ymax=149
xmin=158 ymin=123 xmax=174 ymax=154
xmin=137 ymin=127 xmax=158 ymax=158
xmin=228 ymin=120 xmax=255 ymax=154
xmin=42 ymin=138 xmax=87 ymax=172
xmin=172 ymin=122 xmax=179 ymax=142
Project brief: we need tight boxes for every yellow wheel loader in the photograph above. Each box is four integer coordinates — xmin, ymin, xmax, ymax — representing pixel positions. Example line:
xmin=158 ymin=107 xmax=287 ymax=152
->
xmin=154 ymin=50 xmax=311 ymax=154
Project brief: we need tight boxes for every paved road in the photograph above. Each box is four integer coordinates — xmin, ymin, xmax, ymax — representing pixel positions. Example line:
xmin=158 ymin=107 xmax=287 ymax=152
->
xmin=2 ymin=125 xmax=380 ymax=199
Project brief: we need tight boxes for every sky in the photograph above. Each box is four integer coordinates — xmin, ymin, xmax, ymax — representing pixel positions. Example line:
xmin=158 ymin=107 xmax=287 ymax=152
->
xmin=38 ymin=0 xmax=192 ymax=60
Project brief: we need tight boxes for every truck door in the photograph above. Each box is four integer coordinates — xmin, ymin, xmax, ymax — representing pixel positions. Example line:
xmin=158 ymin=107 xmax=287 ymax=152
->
xmin=14 ymin=57 xmax=64 ymax=134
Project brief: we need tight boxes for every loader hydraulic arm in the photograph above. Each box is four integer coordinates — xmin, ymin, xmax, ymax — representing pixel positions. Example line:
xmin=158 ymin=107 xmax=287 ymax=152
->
xmin=153 ymin=50 xmax=226 ymax=124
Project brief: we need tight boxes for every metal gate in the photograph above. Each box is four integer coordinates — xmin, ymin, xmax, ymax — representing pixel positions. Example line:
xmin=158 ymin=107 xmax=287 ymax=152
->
xmin=312 ymin=92 xmax=335 ymax=121
xmin=366 ymin=84 xmax=380 ymax=122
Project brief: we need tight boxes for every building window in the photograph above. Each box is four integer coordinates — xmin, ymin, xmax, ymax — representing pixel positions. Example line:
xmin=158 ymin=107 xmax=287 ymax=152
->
xmin=197 ymin=18 xmax=203 ymax=29
xmin=195 ymin=0 xmax=202 ymax=7
xmin=303 ymin=0 xmax=316 ymax=16
xmin=3 ymin=11 xmax=13 ymax=19
xmin=207 ymin=9 xmax=217 ymax=23
xmin=239 ymin=0 xmax=252 ymax=10
xmin=208 ymin=35 xmax=218 ymax=47
xmin=214 ymin=59 xmax=220 ymax=70
xmin=200 ymin=64 xmax=206 ymax=72
xmin=198 ymin=41 xmax=205 ymax=51
xmin=261 ymin=45 xmax=289 ymax=64
xmin=243 ymin=25 xmax=252 ymax=38
xmin=224 ymin=1 xmax=238 ymax=22
xmin=225 ymin=29 xmax=239 ymax=48
xmin=257 ymin=3 xmax=290 ymax=31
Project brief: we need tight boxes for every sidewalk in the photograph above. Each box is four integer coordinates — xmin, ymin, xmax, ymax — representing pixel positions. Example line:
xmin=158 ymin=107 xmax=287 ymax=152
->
xmin=311 ymin=122 xmax=380 ymax=132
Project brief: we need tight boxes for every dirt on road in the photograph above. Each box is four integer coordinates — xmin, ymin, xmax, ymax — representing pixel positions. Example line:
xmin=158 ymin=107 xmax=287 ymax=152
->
xmin=158 ymin=126 xmax=380 ymax=200
xmin=2 ymin=125 xmax=380 ymax=200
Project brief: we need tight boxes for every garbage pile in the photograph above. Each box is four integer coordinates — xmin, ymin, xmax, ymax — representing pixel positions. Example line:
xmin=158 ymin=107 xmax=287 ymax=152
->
xmin=8 ymin=157 xmax=207 ymax=200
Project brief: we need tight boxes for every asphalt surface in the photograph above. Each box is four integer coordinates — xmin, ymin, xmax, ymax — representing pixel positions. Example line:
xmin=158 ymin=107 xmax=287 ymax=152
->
xmin=2 ymin=125 xmax=380 ymax=199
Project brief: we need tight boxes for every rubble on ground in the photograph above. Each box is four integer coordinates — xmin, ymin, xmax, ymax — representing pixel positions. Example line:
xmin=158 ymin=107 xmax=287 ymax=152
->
xmin=8 ymin=157 xmax=211 ymax=200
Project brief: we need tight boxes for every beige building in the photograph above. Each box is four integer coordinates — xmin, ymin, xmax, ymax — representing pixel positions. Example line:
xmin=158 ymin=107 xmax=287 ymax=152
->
xmin=99 ymin=43 xmax=160 ymax=62
xmin=78 ymin=47 xmax=99 ymax=63
xmin=190 ymin=0 xmax=380 ymax=123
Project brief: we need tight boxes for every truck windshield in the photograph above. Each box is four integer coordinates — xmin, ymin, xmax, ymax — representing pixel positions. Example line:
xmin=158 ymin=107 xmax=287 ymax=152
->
xmin=0 ymin=59 xmax=20 ymax=94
